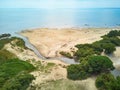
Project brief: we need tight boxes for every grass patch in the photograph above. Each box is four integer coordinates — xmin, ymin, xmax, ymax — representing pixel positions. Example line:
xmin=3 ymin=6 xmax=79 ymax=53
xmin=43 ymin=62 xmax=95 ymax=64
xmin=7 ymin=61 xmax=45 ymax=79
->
xmin=37 ymin=62 xmax=55 ymax=73
xmin=0 ymin=58 xmax=35 ymax=89
xmin=0 ymin=49 xmax=17 ymax=64
xmin=60 ymin=51 xmax=73 ymax=58
xmin=0 ymin=35 xmax=27 ymax=50
xmin=46 ymin=63 xmax=55 ymax=69
xmin=31 ymin=79 xmax=87 ymax=90
xmin=0 ymin=58 xmax=35 ymax=78
xmin=0 ymin=34 xmax=35 ymax=90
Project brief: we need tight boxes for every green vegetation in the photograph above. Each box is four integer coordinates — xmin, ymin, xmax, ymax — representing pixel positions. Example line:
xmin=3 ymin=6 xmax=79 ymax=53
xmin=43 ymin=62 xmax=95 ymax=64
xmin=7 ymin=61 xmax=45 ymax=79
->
xmin=0 ymin=49 xmax=16 ymax=64
xmin=87 ymin=56 xmax=114 ymax=74
xmin=35 ymin=61 xmax=55 ymax=73
xmin=100 ymin=36 xmax=120 ymax=46
xmin=2 ymin=72 xmax=34 ymax=90
xmin=46 ymin=63 xmax=55 ymax=68
xmin=104 ymin=30 xmax=120 ymax=37
xmin=12 ymin=37 xmax=28 ymax=49
xmin=67 ymin=64 xmax=88 ymax=80
xmin=0 ymin=34 xmax=35 ymax=90
xmin=96 ymin=73 xmax=120 ymax=90
xmin=102 ymin=43 xmax=116 ymax=54
xmin=0 ymin=35 xmax=27 ymax=50
xmin=0 ymin=58 xmax=35 ymax=90
xmin=30 ymin=79 xmax=87 ymax=90
xmin=67 ymin=55 xmax=114 ymax=80
xmin=74 ymin=30 xmax=120 ymax=62
xmin=0 ymin=30 xmax=119 ymax=90
xmin=0 ymin=38 xmax=12 ymax=49
xmin=0 ymin=59 xmax=35 ymax=76
xmin=60 ymin=30 xmax=120 ymax=60
xmin=74 ymin=44 xmax=101 ymax=62
xmin=60 ymin=51 xmax=73 ymax=58
xmin=0 ymin=33 xmax=11 ymax=39
xmin=67 ymin=30 xmax=120 ymax=89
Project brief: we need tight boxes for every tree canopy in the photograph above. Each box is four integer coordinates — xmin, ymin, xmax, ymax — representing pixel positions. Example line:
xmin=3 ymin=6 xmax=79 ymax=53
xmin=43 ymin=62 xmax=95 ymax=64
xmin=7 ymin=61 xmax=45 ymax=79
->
xmin=96 ymin=73 xmax=120 ymax=90
xmin=67 ymin=55 xmax=114 ymax=80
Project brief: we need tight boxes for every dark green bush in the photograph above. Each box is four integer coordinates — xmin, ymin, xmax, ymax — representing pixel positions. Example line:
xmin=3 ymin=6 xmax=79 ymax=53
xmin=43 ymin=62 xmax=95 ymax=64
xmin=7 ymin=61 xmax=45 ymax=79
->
xmin=2 ymin=72 xmax=35 ymax=90
xmin=0 ymin=33 xmax=11 ymax=39
xmin=0 ymin=38 xmax=11 ymax=49
xmin=60 ymin=51 xmax=73 ymax=58
xmin=0 ymin=50 xmax=16 ymax=64
xmin=109 ymin=37 xmax=120 ymax=46
xmin=67 ymin=55 xmax=114 ymax=80
xmin=74 ymin=44 xmax=98 ymax=62
xmin=67 ymin=64 xmax=88 ymax=80
xmin=105 ymin=30 xmax=120 ymax=37
xmin=102 ymin=43 xmax=116 ymax=54
xmin=92 ymin=42 xmax=103 ymax=54
xmin=0 ymin=35 xmax=35 ymax=89
xmin=74 ymin=30 xmax=120 ymax=62
xmin=102 ymin=36 xmax=120 ymax=46
xmin=0 ymin=36 xmax=27 ymax=50
xmin=0 ymin=58 xmax=35 ymax=89
xmin=96 ymin=73 xmax=120 ymax=90
xmin=87 ymin=56 xmax=114 ymax=74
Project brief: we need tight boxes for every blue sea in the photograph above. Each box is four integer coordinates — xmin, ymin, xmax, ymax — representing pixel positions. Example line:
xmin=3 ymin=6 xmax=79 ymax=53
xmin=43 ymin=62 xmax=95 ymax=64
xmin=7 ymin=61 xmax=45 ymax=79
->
xmin=0 ymin=8 xmax=120 ymax=34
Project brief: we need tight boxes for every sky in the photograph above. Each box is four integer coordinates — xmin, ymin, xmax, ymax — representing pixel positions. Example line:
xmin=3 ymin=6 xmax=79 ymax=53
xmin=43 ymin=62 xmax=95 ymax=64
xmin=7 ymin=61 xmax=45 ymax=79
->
xmin=0 ymin=0 xmax=120 ymax=8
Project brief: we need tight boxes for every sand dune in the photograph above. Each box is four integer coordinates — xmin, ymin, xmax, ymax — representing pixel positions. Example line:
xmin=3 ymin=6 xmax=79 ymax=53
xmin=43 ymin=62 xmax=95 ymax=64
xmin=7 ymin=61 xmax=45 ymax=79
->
xmin=20 ymin=28 xmax=119 ymax=58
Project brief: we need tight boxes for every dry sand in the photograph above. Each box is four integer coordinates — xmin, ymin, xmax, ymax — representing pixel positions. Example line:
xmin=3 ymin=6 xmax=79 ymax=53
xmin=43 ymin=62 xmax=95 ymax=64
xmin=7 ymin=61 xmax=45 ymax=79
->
xmin=111 ymin=47 xmax=120 ymax=69
xmin=20 ymin=27 xmax=119 ymax=58
xmin=4 ymin=43 xmax=40 ymax=61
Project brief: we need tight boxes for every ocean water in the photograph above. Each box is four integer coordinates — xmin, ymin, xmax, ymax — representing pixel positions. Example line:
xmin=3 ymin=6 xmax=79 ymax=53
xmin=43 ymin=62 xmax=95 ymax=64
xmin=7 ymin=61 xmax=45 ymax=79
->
xmin=0 ymin=8 xmax=120 ymax=34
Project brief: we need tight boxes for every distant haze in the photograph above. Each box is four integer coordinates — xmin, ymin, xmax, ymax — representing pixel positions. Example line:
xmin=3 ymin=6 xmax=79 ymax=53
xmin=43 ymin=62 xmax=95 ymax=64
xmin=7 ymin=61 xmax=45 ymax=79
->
xmin=0 ymin=0 xmax=120 ymax=8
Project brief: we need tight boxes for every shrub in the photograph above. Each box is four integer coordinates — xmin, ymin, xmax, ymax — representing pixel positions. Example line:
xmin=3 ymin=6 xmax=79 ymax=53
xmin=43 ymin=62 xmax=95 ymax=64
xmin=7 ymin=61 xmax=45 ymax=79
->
xmin=87 ymin=55 xmax=114 ymax=74
xmin=102 ymin=36 xmax=120 ymax=46
xmin=92 ymin=42 xmax=103 ymax=54
xmin=0 ymin=50 xmax=16 ymax=64
xmin=0 ymin=36 xmax=27 ymax=50
xmin=11 ymin=37 xmax=28 ymax=49
xmin=106 ymin=30 xmax=120 ymax=37
xmin=0 ymin=33 xmax=11 ymax=39
xmin=67 ymin=64 xmax=88 ymax=80
xmin=67 ymin=55 xmax=114 ymax=80
xmin=0 ymin=38 xmax=11 ymax=49
xmin=2 ymin=72 xmax=35 ymax=90
xmin=109 ymin=37 xmax=120 ymax=46
xmin=102 ymin=43 xmax=116 ymax=54
xmin=74 ymin=44 xmax=98 ymax=62
xmin=60 ymin=51 xmax=73 ymax=58
xmin=96 ymin=73 xmax=120 ymax=90
xmin=0 ymin=58 xmax=35 ymax=89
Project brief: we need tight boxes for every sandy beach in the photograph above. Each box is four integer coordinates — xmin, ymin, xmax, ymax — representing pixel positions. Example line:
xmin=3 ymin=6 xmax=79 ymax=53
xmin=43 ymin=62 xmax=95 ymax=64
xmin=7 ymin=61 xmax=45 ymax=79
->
xmin=20 ymin=27 xmax=120 ymax=58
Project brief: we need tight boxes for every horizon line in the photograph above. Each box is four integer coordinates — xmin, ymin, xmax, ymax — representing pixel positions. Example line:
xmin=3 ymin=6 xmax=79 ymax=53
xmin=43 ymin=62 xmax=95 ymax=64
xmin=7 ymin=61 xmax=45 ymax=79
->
xmin=0 ymin=7 xmax=120 ymax=9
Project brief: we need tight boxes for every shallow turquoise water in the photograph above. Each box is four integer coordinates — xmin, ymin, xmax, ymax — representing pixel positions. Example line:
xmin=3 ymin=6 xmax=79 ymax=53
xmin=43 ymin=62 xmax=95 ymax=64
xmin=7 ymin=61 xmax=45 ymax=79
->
xmin=0 ymin=8 xmax=120 ymax=34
